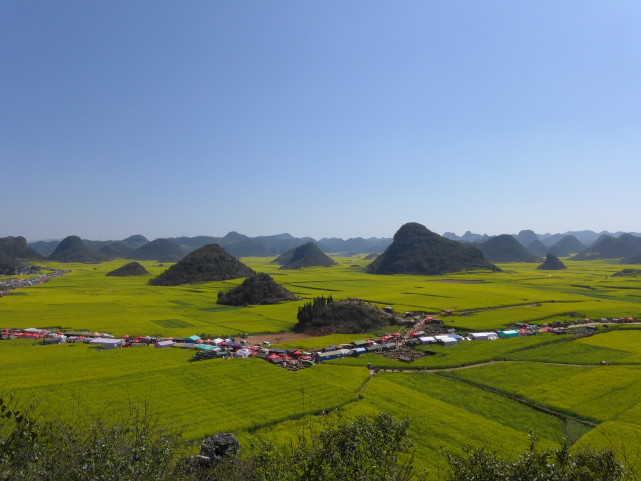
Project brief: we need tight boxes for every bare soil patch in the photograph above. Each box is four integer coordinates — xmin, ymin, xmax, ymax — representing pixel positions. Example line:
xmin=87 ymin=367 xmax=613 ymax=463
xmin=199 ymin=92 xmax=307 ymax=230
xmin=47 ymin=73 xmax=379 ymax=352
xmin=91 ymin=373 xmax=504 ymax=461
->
xmin=246 ymin=331 xmax=318 ymax=345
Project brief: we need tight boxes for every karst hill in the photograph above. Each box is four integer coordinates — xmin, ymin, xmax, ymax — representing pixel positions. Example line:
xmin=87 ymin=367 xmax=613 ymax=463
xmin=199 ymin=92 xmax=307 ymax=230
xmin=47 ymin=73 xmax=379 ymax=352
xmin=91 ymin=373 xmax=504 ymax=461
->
xmin=217 ymin=273 xmax=299 ymax=306
xmin=99 ymin=242 xmax=134 ymax=259
xmin=367 ymin=222 xmax=494 ymax=275
xmin=479 ymin=234 xmax=541 ymax=263
xmin=537 ymin=254 xmax=567 ymax=270
xmin=106 ymin=262 xmax=149 ymax=277
xmin=128 ymin=238 xmax=185 ymax=262
xmin=48 ymin=236 xmax=106 ymax=263
xmin=0 ymin=236 xmax=41 ymax=260
xmin=273 ymin=242 xmax=336 ymax=270
xmin=547 ymin=235 xmax=585 ymax=257
xmin=294 ymin=296 xmax=396 ymax=334
xmin=148 ymin=244 xmax=255 ymax=286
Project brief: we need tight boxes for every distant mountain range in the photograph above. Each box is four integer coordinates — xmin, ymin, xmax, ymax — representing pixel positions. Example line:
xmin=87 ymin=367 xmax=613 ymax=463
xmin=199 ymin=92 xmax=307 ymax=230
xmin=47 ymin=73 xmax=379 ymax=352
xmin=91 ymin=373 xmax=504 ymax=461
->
xmin=20 ymin=228 xmax=641 ymax=264
xmin=28 ymin=232 xmax=392 ymax=258
xmin=443 ymin=229 xmax=641 ymax=247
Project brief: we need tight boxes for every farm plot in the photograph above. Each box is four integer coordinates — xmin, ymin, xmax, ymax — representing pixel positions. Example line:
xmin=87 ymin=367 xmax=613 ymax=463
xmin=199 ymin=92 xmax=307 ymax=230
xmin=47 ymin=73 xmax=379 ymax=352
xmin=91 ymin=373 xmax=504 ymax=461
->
xmin=443 ymin=361 xmax=641 ymax=424
xmin=504 ymin=329 xmax=641 ymax=365
xmin=0 ymin=341 xmax=368 ymax=442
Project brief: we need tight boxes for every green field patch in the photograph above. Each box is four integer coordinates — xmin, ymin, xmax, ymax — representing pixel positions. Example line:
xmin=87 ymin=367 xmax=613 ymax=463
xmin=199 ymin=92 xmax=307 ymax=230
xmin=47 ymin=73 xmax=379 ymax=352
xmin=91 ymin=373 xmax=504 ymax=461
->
xmin=445 ymin=362 xmax=641 ymax=423
xmin=505 ymin=339 xmax=633 ymax=365
xmin=198 ymin=305 xmax=243 ymax=312
xmin=380 ymin=372 xmax=571 ymax=443
xmin=169 ymin=300 xmax=192 ymax=306
xmin=402 ymin=292 xmax=452 ymax=298
xmin=153 ymin=319 xmax=195 ymax=329
xmin=352 ymin=377 xmax=558 ymax=474
xmin=574 ymin=421 xmax=641 ymax=476
xmin=0 ymin=342 xmax=369 ymax=441
xmin=284 ymin=284 xmax=342 ymax=292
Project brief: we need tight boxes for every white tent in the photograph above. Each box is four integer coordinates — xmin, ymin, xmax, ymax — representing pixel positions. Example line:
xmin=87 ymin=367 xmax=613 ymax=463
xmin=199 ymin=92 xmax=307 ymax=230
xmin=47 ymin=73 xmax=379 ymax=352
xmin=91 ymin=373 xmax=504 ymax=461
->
xmin=419 ymin=336 xmax=436 ymax=345
xmin=234 ymin=348 xmax=252 ymax=358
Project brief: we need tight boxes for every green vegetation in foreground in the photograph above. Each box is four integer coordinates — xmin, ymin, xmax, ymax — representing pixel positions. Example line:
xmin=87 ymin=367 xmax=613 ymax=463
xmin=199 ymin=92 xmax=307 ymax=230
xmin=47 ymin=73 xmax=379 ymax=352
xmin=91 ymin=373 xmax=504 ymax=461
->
xmin=3 ymin=257 xmax=641 ymax=477
xmin=0 ymin=398 xmax=625 ymax=481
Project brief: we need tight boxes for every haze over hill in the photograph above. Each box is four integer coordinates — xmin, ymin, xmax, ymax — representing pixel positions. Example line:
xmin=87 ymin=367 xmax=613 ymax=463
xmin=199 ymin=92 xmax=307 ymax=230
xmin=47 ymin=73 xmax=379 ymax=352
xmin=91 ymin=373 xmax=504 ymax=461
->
xmin=478 ymin=235 xmax=541 ymax=263
xmin=22 ymin=229 xmax=641 ymax=260
xmin=572 ymin=234 xmax=641 ymax=261
xmin=273 ymin=242 xmax=336 ymax=270
xmin=48 ymin=236 xmax=106 ymax=264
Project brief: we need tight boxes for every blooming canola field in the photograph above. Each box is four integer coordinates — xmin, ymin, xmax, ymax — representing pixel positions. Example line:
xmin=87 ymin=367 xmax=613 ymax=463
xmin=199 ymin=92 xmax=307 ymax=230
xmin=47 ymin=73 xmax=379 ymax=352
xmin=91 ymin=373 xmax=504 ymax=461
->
xmin=1 ymin=255 xmax=641 ymax=477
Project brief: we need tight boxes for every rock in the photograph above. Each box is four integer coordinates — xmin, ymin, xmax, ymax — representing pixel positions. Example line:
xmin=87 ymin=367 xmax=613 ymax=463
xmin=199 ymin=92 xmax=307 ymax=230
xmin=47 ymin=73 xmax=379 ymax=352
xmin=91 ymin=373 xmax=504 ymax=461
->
xmin=200 ymin=432 xmax=240 ymax=462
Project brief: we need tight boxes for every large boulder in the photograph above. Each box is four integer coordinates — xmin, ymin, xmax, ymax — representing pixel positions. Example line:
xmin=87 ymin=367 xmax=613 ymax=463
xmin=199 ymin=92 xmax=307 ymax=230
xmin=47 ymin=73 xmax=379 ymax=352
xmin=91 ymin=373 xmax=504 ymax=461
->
xmin=149 ymin=244 xmax=255 ymax=286
xmin=200 ymin=432 xmax=240 ymax=462
xmin=367 ymin=222 xmax=494 ymax=275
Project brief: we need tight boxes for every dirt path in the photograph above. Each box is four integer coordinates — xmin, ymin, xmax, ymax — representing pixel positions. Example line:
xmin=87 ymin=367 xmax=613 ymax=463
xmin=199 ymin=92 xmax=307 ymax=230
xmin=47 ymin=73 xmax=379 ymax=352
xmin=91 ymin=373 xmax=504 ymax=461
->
xmin=246 ymin=331 xmax=318 ymax=345
xmin=377 ymin=359 xmax=604 ymax=374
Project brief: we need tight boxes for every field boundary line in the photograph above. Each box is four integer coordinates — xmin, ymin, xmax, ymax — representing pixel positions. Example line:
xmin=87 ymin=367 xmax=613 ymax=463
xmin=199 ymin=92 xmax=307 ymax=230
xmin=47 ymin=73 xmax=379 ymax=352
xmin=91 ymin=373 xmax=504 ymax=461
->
xmin=432 ymin=371 xmax=599 ymax=430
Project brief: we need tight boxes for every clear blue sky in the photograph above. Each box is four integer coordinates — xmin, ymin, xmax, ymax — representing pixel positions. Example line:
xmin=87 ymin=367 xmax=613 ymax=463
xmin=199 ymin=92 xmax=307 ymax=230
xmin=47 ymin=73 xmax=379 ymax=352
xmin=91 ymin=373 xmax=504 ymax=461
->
xmin=2 ymin=1 xmax=640 ymax=241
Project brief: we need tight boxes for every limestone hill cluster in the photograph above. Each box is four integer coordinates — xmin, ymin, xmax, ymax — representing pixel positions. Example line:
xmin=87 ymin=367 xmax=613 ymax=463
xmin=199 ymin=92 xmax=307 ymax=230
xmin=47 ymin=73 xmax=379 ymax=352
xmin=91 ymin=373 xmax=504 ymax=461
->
xmin=537 ymin=254 xmax=567 ymax=270
xmin=367 ymin=223 xmax=495 ymax=275
xmin=106 ymin=262 xmax=149 ymax=277
xmin=217 ymin=273 xmax=299 ymax=306
xmin=572 ymin=233 xmax=641 ymax=261
xmin=273 ymin=242 xmax=336 ymax=270
xmin=148 ymin=244 xmax=255 ymax=286
xmin=15 ymin=227 xmax=641 ymax=267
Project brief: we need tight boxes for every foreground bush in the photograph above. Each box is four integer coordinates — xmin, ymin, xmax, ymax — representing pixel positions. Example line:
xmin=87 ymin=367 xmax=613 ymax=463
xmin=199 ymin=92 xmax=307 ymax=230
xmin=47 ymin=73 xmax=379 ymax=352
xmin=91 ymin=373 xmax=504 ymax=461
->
xmin=0 ymin=396 xmax=181 ymax=481
xmin=446 ymin=437 xmax=625 ymax=481
xmin=192 ymin=413 xmax=415 ymax=481
xmin=0 ymin=395 xmax=629 ymax=480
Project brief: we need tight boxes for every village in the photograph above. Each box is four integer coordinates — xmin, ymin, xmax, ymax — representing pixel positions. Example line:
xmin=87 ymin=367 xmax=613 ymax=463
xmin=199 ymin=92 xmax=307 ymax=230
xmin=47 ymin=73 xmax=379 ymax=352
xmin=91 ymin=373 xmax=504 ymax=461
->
xmin=2 ymin=311 xmax=635 ymax=372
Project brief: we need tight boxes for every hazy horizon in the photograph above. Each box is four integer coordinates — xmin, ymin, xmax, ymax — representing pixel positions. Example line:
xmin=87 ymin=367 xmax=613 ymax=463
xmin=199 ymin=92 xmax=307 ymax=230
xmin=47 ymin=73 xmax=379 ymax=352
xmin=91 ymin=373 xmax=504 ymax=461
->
xmin=23 ymin=226 xmax=641 ymax=245
xmin=3 ymin=1 xmax=640 ymax=242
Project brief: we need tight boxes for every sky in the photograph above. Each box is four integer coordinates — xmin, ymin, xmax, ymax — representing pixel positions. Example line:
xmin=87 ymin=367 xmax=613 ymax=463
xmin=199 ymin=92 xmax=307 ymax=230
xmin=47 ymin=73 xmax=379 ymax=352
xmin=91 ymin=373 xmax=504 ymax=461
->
xmin=2 ymin=1 xmax=641 ymax=241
